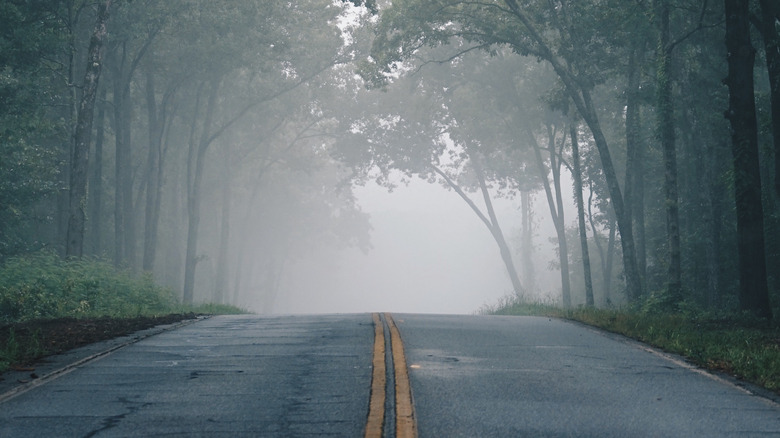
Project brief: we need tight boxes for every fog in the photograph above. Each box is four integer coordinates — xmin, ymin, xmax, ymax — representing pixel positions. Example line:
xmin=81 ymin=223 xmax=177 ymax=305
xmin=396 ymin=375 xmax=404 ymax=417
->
xmin=263 ymin=177 xmax=568 ymax=315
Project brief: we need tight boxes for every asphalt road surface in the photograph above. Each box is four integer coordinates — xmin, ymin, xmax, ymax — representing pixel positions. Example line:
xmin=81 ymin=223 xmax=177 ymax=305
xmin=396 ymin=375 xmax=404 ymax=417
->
xmin=1 ymin=313 xmax=779 ymax=437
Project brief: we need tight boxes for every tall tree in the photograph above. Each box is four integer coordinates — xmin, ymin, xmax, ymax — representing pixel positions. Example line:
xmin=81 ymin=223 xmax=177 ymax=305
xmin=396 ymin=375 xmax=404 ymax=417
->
xmin=178 ymin=0 xmax=342 ymax=304
xmin=654 ymin=0 xmax=682 ymax=301
xmin=724 ymin=0 xmax=772 ymax=318
xmin=570 ymin=119 xmax=595 ymax=307
xmin=66 ymin=0 xmax=111 ymax=258
xmin=754 ymin=0 xmax=780 ymax=197
xmin=526 ymin=122 xmax=572 ymax=306
xmin=366 ymin=0 xmax=646 ymax=301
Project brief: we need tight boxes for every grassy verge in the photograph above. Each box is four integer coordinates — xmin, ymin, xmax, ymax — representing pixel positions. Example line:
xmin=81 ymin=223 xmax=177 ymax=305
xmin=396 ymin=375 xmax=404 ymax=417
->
xmin=483 ymin=297 xmax=780 ymax=394
xmin=0 ymin=251 xmax=245 ymax=372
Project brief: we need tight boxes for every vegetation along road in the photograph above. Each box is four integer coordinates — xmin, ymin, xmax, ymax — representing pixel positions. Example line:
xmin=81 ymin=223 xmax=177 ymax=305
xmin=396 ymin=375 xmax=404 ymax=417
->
xmin=1 ymin=313 xmax=779 ymax=437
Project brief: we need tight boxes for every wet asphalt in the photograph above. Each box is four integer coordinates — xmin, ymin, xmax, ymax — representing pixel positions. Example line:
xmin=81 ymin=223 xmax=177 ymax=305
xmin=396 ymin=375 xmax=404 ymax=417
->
xmin=1 ymin=313 xmax=779 ymax=437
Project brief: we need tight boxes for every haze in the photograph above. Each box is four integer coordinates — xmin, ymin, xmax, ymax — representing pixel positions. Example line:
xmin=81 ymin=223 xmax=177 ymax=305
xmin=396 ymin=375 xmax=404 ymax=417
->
xmin=5 ymin=0 xmax=774 ymax=320
xmin=269 ymin=177 xmax=566 ymax=315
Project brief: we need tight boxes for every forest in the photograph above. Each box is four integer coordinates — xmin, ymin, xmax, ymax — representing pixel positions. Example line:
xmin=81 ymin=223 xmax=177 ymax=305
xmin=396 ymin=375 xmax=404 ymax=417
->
xmin=1 ymin=0 xmax=778 ymax=319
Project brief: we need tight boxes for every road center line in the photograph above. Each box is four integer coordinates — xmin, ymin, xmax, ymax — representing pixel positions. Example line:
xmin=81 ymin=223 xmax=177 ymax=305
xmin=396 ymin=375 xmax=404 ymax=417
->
xmin=365 ymin=313 xmax=387 ymax=438
xmin=385 ymin=313 xmax=417 ymax=438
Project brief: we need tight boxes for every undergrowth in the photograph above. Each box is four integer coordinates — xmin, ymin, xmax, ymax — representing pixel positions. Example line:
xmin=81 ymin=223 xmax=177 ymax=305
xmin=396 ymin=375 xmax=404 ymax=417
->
xmin=0 ymin=251 xmax=245 ymax=370
xmin=484 ymin=295 xmax=780 ymax=393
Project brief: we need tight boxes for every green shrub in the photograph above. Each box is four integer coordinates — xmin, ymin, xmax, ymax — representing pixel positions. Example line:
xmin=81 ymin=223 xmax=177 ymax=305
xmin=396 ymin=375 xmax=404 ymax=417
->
xmin=0 ymin=251 xmax=177 ymax=323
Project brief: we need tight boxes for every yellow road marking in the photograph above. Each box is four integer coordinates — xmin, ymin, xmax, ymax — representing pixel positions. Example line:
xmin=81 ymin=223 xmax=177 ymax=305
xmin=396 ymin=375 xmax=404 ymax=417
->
xmin=386 ymin=313 xmax=418 ymax=438
xmin=365 ymin=313 xmax=386 ymax=438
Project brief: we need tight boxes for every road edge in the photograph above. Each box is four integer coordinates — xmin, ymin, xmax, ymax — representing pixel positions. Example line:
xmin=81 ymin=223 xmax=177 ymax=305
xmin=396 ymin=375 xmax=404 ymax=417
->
xmin=557 ymin=316 xmax=780 ymax=407
xmin=0 ymin=315 xmax=209 ymax=404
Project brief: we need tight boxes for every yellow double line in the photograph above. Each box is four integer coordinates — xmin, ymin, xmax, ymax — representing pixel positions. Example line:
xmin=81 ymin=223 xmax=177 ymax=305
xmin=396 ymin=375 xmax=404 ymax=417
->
xmin=365 ymin=313 xmax=417 ymax=438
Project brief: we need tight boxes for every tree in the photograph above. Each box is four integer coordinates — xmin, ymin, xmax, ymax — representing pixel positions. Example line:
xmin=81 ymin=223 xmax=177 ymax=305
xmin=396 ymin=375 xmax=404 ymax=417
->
xmin=0 ymin=0 xmax=71 ymax=259
xmin=723 ymin=0 xmax=772 ymax=319
xmin=66 ymin=0 xmax=111 ymax=258
xmin=570 ymin=118 xmax=595 ymax=307
xmin=175 ymin=0 xmax=343 ymax=304
xmin=365 ymin=0 xmax=646 ymax=301
xmin=753 ymin=0 xmax=780 ymax=197
xmin=342 ymin=48 xmax=536 ymax=297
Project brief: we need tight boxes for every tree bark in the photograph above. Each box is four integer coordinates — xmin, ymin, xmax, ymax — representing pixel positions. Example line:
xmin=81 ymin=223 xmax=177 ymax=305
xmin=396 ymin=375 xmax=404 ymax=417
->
xmin=724 ymin=0 xmax=772 ymax=319
xmin=66 ymin=0 xmax=111 ymax=258
xmin=656 ymin=0 xmax=682 ymax=300
xmin=626 ymin=43 xmax=647 ymax=290
xmin=755 ymin=0 xmax=780 ymax=198
xmin=571 ymin=121 xmax=594 ymax=307
xmin=89 ymin=87 xmax=107 ymax=256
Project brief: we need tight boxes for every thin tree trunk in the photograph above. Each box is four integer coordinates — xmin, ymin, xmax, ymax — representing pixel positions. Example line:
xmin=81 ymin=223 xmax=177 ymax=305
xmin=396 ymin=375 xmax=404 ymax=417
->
xmin=214 ymin=142 xmax=232 ymax=304
xmin=66 ymin=0 xmax=111 ymax=258
xmin=588 ymin=183 xmax=606 ymax=285
xmin=520 ymin=190 xmax=536 ymax=294
xmin=656 ymin=0 xmax=682 ymax=301
xmin=724 ymin=0 xmax=772 ymax=319
xmin=142 ymin=70 xmax=173 ymax=272
xmin=183 ymin=79 xmax=219 ymax=305
xmin=571 ymin=121 xmax=594 ymax=307
xmin=112 ymin=60 xmax=126 ymax=266
xmin=527 ymin=126 xmax=572 ymax=307
xmin=605 ymin=214 xmax=616 ymax=304
xmin=432 ymin=159 xmax=524 ymax=296
xmin=504 ymin=0 xmax=644 ymax=302
xmin=89 ymin=87 xmax=107 ymax=256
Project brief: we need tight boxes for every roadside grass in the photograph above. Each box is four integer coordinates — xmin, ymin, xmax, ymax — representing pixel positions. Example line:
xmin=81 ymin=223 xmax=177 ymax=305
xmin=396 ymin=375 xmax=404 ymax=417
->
xmin=0 ymin=251 xmax=246 ymax=372
xmin=483 ymin=296 xmax=780 ymax=393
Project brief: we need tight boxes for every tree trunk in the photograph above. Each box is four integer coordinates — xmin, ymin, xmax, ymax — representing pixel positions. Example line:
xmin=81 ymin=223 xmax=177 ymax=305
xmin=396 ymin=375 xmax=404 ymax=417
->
xmin=605 ymin=214 xmax=616 ymax=304
xmin=520 ymin=190 xmax=536 ymax=293
xmin=571 ymin=121 xmax=594 ymax=307
xmin=656 ymin=0 xmax=682 ymax=301
xmin=432 ymin=160 xmax=524 ymax=297
xmin=756 ymin=0 xmax=780 ymax=197
xmin=111 ymin=62 xmax=126 ymax=266
xmin=89 ymin=87 xmax=106 ymax=256
xmin=66 ymin=0 xmax=111 ymax=258
xmin=503 ymin=0 xmax=644 ymax=302
xmin=626 ymin=44 xmax=647 ymax=289
xmin=527 ymin=126 xmax=571 ymax=307
xmin=142 ymin=70 xmax=173 ymax=272
xmin=724 ymin=0 xmax=772 ymax=319
xmin=472 ymin=159 xmax=524 ymax=297
xmin=214 ymin=142 xmax=232 ymax=304
xmin=183 ymin=79 xmax=219 ymax=305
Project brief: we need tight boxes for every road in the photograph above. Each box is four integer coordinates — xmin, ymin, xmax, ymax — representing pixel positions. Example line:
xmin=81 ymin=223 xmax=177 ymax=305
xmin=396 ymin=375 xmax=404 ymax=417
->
xmin=1 ymin=313 xmax=779 ymax=437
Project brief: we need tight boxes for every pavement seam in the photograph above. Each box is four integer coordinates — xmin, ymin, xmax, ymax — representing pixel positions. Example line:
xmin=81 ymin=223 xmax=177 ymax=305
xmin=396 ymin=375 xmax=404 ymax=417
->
xmin=0 ymin=315 xmax=209 ymax=404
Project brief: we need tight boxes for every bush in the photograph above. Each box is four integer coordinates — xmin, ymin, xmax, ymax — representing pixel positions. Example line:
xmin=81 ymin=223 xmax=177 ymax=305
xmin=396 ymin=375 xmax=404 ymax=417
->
xmin=0 ymin=251 xmax=177 ymax=324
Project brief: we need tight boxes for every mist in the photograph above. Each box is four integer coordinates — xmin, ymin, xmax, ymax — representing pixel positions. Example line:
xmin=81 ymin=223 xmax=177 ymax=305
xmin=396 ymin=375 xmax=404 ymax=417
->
xmin=263 ymin=176 xmax=568 ymax=315
xmin=10 ymin=0 xmax=770 ymax=319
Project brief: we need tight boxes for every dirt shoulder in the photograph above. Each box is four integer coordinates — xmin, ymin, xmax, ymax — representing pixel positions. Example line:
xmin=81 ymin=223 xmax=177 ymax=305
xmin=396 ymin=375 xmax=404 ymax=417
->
xmin=0 ymin=313 xmax=199 ymax=372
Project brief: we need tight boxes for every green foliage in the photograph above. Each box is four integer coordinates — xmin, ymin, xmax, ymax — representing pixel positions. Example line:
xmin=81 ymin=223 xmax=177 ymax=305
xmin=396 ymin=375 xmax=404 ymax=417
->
xmin=0 ymin=327 xmax=45 ymax=371
xmin=0 ymin=251 xmax=178 ymax=323
xmin=0 ymin=0 xmax=69 ymax=260
xmin=486 ymin=295 xmax=780 ymax=393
